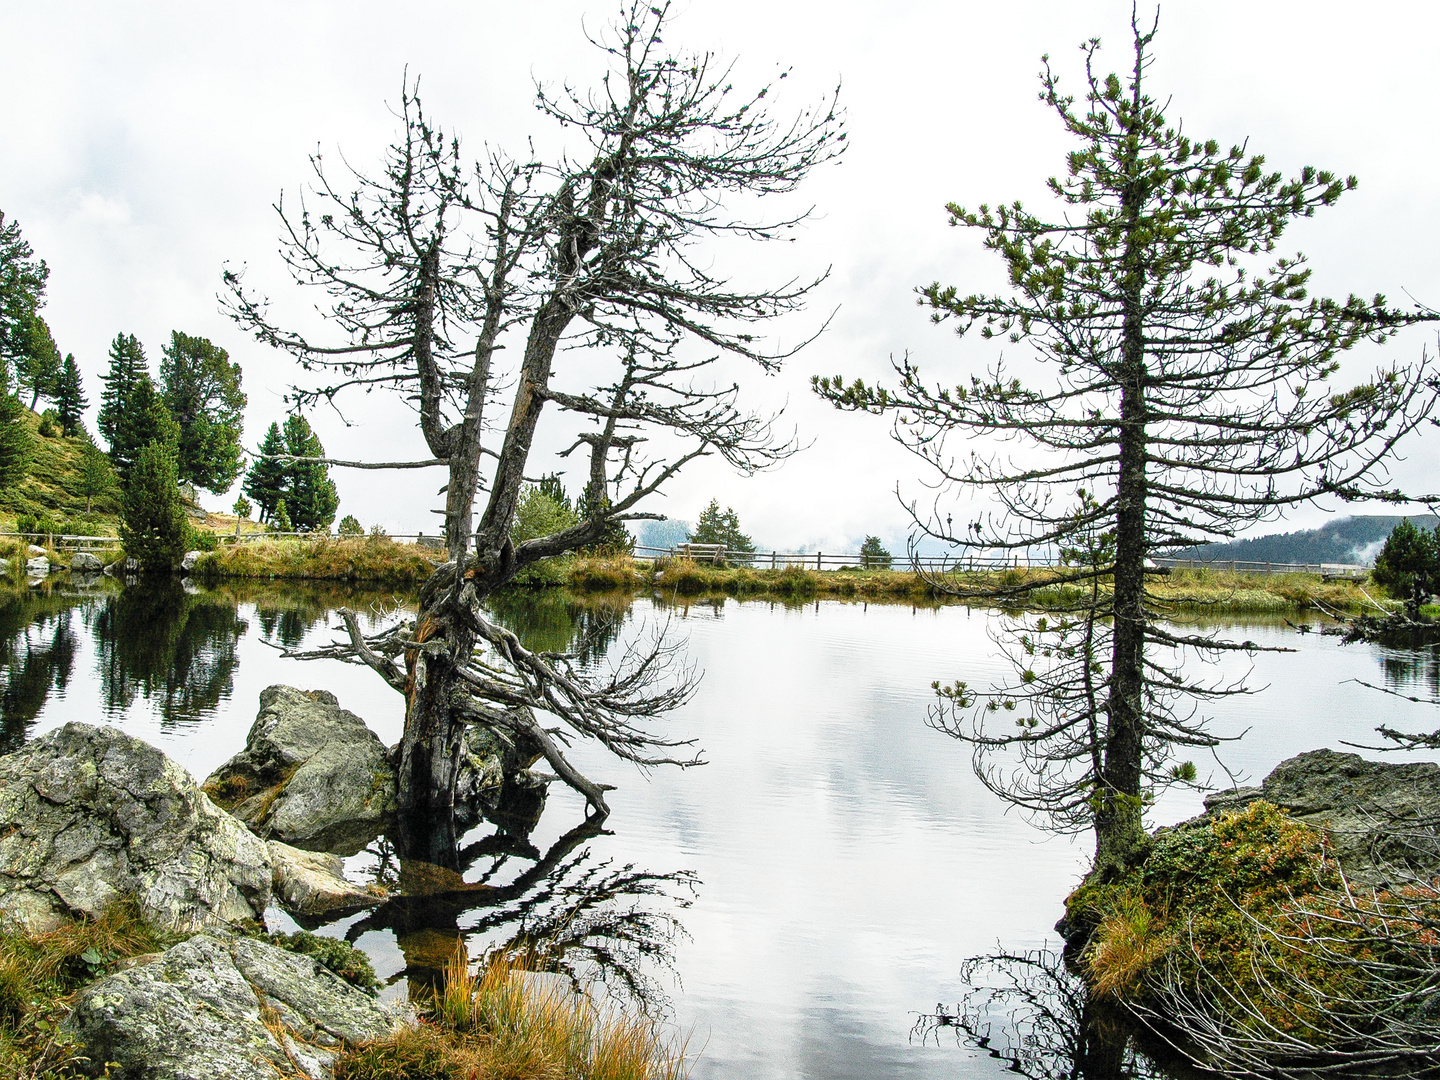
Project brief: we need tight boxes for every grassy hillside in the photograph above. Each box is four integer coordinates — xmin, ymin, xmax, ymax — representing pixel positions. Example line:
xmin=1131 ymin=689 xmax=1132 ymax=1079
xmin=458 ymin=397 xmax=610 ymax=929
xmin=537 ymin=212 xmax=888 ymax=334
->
xmin=1171 ymin=515 xmax=1437 ymax=567
xmin=0 ymin=408 xmax=123 ymax=530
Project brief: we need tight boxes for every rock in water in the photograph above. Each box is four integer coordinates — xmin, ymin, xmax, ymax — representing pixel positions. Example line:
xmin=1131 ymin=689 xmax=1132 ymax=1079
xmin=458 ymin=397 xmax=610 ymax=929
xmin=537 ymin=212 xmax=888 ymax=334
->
xmin=180 ymin=550 xmax=203 ymax=573
xmin=0 ymin=723 xmax=271 ymax=933
xmin=65 ymin=933 xmax=397 ymax=1080
xmin=204 ymin=686 xmax=396 ymax=854
xmin=71 ymin=551 xmax=104 ymax=572
xmin=267 ymin=840 xmax=384 ymax=918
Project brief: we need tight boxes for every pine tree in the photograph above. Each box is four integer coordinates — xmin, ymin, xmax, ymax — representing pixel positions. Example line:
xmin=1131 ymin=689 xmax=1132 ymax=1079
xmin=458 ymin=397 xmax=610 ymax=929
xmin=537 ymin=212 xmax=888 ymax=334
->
xmin=859 ymin=535 xmax=892 ymax=569
xmin=97 ymin=333 xmax=148 ymax=452
xmin=691 ymin=499 xmax=755 ymax=553
xmin=281 ymin=414 xmax=338 ymax=532
xmin=0 ymin=212 xmax=49 ymax=391
xmin=53 ymin=353 xmax=87 ymax=435
xmin=242 ymin=422 xmax=288 ymax=522
xmin=78 ymin=440 xmax=116 ymax=513
xmin=271 ymin=498 xmax=292 ymax=532
xmin=817 ymin=17 xmax=1438 ymax=869
xmin=16 ymin=315 xmax=62 ymax=410
xmin=337 ymin=514 xmax=364 ymax=536
xmin=109 ymin=375 xmax=178 ymax=482
xmin=120 ymin=438 xmax=187 ymax=573
xmin=159 ymin=331 xmax=246 ymax=493
xmin=0 ymin=389 xmax=31 ymax=491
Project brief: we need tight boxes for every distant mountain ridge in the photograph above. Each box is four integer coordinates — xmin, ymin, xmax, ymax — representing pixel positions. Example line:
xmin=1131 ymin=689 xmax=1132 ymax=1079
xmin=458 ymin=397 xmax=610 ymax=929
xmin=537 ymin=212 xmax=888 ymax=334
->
xmin=1171 ymin=516 xmax=1437 ymax=567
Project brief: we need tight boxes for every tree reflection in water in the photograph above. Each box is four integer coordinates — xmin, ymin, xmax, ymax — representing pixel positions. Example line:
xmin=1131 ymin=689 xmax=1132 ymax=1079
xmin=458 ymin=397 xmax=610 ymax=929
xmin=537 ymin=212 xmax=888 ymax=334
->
xmin=485 ymin=589 xmax=631 ymax=664
xmin=90 ymin=580 xmax=248 ymax=725
xmin=914 ymin=949 xmax=1172 ymax=1080
xmin=346 ymin=817 xmax=695 ymax=1011
xmin=0 ymin=592 xmax=79 ymax=752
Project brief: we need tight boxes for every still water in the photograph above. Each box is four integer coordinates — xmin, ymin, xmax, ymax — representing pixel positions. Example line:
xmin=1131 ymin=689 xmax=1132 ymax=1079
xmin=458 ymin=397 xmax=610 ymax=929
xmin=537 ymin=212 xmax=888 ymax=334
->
xmin=3 ymin=578 xmax=1437 ymax=1078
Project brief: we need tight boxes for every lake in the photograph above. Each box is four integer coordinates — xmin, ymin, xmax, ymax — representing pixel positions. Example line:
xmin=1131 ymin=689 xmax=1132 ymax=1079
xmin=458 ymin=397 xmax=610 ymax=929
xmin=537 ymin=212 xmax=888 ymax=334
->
xmin=3 ymin=577 xmax=1436 ymax=1078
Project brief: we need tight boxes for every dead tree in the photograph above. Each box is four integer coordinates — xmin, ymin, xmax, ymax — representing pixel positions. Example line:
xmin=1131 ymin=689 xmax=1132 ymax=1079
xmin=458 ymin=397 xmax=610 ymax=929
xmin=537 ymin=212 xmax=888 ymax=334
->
xmin=224 ymin=3 xmax=842 ymax=847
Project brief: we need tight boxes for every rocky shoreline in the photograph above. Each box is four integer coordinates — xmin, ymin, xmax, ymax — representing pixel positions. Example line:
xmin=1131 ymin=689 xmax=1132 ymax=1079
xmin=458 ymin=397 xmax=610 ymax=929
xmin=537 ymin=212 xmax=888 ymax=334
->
xmin=0 ymin=683 xmax=559 ymax=1078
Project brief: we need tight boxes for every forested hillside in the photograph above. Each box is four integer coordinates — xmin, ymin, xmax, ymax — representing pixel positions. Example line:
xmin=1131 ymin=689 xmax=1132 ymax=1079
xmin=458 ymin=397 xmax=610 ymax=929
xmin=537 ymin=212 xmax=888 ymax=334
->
xmin=1173 ymin=516 xmax=1437 ymax=566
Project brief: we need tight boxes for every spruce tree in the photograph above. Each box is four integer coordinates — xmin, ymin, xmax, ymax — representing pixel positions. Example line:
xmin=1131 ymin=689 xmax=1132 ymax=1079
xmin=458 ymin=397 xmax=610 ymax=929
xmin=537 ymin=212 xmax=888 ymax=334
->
xmin=121 ymin=438 xmax=187 ymax=573
xmin=242 ymin=422 xmax=288 ymax=522
xmin=97 ymin=333 xmax=148 ymax=452
xmin=159 ymin=331 xmax=246 ymax=493
xmin=281 ymin=414 xmax=338 ymax=532
xmin=271 ymin=498 xmax=292 ymax=532
xmin=53 ymin=353 xmax=87 ymax=435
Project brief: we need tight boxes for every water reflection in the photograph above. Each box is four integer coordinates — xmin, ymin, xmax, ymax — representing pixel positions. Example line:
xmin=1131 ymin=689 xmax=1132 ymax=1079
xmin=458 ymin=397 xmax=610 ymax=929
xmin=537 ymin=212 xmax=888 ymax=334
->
xmin=0 ymin=592 xmax=80 ymax=751
xmin=487 ymin=589 xmax=631 ymax=662
xmin=90 ymin=580 xmax=248 ymax=725
xmin=346 ymin=817 xmax=696 ymax=1010
xmin=916 ymin=949 xmax=1172 ymax=1079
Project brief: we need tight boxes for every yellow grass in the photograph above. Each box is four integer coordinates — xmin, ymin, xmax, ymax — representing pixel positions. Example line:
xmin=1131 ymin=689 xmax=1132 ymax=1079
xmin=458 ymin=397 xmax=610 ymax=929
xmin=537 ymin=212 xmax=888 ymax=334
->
xmin=193 ymin=535 xmax=439 ymax=586
xmin=335 ymin=940 xmax=690 ymax=1080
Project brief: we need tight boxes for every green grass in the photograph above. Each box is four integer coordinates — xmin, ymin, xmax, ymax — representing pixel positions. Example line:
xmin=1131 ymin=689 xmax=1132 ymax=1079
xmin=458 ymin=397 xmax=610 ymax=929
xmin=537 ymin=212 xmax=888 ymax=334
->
xmin=0 ymin=409 xmax=122 ymax=530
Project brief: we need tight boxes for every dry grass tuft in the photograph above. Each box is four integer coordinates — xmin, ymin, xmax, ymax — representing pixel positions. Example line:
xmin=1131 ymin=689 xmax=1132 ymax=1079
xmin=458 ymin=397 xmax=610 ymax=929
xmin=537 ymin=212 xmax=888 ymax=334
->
xmin=336 ymin=940 xmax=690 ymax=1080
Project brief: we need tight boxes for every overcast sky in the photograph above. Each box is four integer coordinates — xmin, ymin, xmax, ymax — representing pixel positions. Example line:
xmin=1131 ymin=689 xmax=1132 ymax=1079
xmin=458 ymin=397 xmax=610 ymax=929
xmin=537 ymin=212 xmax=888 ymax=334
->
xmin=3 ymin=1 xmax=1437 ymax=553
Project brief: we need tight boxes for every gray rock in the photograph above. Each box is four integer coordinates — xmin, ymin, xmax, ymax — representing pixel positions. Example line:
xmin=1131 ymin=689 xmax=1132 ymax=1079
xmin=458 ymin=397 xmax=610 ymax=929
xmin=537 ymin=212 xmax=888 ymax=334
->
xmin=27 ymin=544 xmax=46 ymax=556
xmin=268 ymin=840 xmax=384 ymax=917
xmin=125 ymin=557 xmax=139 ymax=572
xmin=0 ymin=723 xmax=271 ymax=933
xmin=0 ymin=558 xmax=8 ymax=574
xmin=453 ymin=718 xmax=549 ymax=834
xmin=1203 ymin=748 xmax=1440 ymax=885
xmin=26 ymin=556 xmax=49 ymax=576
xmin=204 ymin=686 xmax=396 ymax=854
xmin=65 ymin=933 xmax=397 ymax=1080
xmin=180 ymin=550 xmax=203 ymax=573
xmin=71 ymin=551 xmax=105 ymax=572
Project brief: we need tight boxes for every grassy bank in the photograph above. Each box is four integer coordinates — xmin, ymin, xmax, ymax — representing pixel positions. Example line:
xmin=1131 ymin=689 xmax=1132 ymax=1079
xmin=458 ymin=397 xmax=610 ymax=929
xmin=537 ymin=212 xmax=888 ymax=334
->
xmin=194 ymin=535 xmax=440 ymax=586
xmin=177 ymin=542 xmax=1394 ymax=615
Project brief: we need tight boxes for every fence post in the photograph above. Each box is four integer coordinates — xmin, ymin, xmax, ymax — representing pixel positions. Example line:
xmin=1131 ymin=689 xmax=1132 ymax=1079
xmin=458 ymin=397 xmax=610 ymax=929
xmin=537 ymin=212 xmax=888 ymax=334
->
xmin=817 ymin=551 xmax=822 ymax=571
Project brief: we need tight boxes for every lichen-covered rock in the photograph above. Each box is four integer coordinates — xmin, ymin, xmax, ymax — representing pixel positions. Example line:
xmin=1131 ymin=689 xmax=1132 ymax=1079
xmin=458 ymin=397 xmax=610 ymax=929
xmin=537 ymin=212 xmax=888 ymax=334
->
xmin=453 ymin=719 xmax=549 ymax=834
xmin=71 ymin=551 xmax=105 ymax=572
xmin=0 ymin=723 xmax=271 ymax=933
xmin=65 ymin=933 xmax=397 ymax=1079
xmin=26 ymin=556 xmax=49 ymax=576
xmin=1203 ymin=748 xmax=1440 ymax=885
xmin=180 ymin=550 xmax=202 ymax=573
xmin=268 ymin=840 xmax=384 ymax=917
xmin=204 ymin=686 xmax=396 ymax=855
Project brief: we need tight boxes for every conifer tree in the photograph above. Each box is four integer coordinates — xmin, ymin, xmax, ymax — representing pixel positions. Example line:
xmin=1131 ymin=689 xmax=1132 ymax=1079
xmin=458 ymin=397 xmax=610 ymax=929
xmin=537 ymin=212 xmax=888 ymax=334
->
xmin=78 ymin=440 xmax=115 ymax=513
xmin=0 ymin=212 xmax=49 ymax=390
xmin=0 ymin=388 xmax=31 ymax=491
xmin=271 ymin=498 xmax=292 ymax=533
xmin=97 ymin=333 xmax=148 ymax=452
xmin=16 ymin=315 xmax=63 ymax=410
xmin=281 ymin=414 xmax=338 ymax=532
xmin=242 ymin=422 xmax=289 ymax=523
xmin=159 ymin=331 xmax=246 ymax=493
xmin=53 ymin=353 xmax=87 ymax=435
xmin=817 ymin=16 xmax=1438 ymax=870
xmin=120 ymin=438 xmax=187 ymax=573
xmin=109 ymin=375 xmax=178 ymax=482
xmin=691 ymin=499 xmax=755 ymax=553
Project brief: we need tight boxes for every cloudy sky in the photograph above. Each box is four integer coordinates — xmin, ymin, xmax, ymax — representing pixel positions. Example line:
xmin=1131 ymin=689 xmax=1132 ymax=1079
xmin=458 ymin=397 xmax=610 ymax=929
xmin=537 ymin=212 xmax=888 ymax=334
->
xmin=3 ymin=1 xmax=1437 ymax=553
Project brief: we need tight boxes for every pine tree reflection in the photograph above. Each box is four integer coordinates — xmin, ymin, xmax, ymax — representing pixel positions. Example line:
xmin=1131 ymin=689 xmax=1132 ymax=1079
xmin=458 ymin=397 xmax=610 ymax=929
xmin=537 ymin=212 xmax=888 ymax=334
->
xmin=485 ymin=590 xmax=630 ymax=665
xmin=914 ymin=948 xmax=1173 ymax=1080
xmin=91 ymin=580 xmax=248 ymax=725
xmin=0 ymin=595 xmax=78 ymax=752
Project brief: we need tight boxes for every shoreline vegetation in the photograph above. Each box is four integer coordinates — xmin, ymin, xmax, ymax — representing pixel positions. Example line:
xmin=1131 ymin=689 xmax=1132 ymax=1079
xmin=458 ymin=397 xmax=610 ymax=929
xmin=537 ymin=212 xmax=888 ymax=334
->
xmin=177 ymin=537 xmax=1395 ymax=614
xmin=3 ymin=527 xmax=1396 ymax=614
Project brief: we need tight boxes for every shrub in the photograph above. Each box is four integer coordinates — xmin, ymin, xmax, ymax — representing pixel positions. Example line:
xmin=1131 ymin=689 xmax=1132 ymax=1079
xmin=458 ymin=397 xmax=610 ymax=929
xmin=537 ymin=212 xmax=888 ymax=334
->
xmin=36 ymin=409 xmax=60 ymax=439
xmin=338 ymin=514 xmax=364 ymax=537
xmin=184 ymin=524 xmax=219 ymax=552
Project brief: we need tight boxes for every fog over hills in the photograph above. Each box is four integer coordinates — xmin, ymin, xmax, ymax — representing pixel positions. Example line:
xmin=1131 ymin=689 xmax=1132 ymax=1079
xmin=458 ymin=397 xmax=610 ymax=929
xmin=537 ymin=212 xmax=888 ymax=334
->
xmin=1173 ymin=516 xmax=1438 ymax=567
